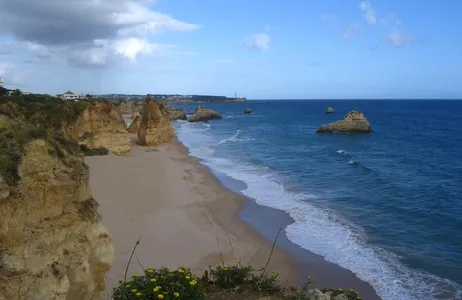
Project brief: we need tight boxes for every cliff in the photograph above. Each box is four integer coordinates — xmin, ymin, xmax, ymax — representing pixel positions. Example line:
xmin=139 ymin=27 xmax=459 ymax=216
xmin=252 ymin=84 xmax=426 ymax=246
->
xmin=65 ymin=102 xmax=131 ymax=156
xmin=127 ymin=115 xmax=141 ymax=134
xmin=316 ymin=110 xmax=372 ymax=133
xmin=137 ymin=96 xmax=174 ymax=146
xmin=0 ymin=115 xmax=114 ymax=300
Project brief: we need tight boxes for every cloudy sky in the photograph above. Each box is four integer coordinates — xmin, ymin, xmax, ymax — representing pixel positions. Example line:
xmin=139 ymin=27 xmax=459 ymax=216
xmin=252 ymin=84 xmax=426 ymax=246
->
xmin=0 ymin=0 xmax=461 ymax=99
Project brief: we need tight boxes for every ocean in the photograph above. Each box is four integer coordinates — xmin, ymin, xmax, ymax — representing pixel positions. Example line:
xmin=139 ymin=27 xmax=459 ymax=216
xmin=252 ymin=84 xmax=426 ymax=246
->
xmin=171 ymin=100 xmax=462 ymax=300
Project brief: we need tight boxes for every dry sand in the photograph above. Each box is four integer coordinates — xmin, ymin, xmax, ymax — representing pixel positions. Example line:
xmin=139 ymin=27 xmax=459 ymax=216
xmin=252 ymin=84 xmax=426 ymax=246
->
xmin=86 ymin=138 xmax=298 ymax=298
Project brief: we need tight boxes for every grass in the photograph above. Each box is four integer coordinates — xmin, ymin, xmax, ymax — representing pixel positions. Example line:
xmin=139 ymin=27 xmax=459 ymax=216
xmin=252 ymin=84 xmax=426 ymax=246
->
xmin=111 ymin=237 xmax=363 ymax=300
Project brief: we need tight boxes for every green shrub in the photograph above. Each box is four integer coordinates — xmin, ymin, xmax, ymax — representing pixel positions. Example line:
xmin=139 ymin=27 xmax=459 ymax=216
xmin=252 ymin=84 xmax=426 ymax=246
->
xmin=112 ymin=267 xmax=206 ymax=300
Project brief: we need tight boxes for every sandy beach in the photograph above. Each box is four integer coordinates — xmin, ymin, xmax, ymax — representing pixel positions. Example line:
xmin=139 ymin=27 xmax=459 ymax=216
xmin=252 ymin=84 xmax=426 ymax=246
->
xmin=86 ymin=136 xmax=380 ymax=299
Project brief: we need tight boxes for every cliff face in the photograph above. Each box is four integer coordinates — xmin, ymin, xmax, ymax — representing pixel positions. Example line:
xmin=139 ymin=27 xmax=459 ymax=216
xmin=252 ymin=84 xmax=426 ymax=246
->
xmin=137 ymin=97 xmax=174 ymax=146
xmin=0 ymin=116 xmax=114 ymax=300
xmin=127 ymin=115 xmax=141 ymax=134
xmin=66 ymin=102 xmax=131 ymax=156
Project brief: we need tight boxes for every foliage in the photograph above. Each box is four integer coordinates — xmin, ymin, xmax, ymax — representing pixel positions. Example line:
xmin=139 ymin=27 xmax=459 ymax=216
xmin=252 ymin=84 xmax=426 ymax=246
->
xmin=112 ymin=264 xmax=363 ymax=300
xmin=112 ymin=267 xmax=206 ymax=300
xmin=0 ymin=94 xmax=90 ymax=129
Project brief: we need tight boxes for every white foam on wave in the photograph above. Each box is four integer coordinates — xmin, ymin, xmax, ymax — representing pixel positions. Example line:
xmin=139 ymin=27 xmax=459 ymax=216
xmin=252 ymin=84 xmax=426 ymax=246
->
xmin=174 ymin=123 xmax=462 ymax=300
xmin=218 ymin=130 xmax=241 ymax=144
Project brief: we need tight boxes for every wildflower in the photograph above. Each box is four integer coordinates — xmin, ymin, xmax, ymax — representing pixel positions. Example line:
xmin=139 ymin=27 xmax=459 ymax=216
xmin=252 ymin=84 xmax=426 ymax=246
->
xmin=185 ymin=275 xmax=190 ymax=280
xmin=224 ymin=267 xmax=228 ymax=271
xmin=118 ymin=280 xmax=123 ymax=284
xmin=153 ymin=286 xmax=160 ymax=292
xmin=189 ymin=280 xmax=197 ymax=286
xmin=158 ymin=295 xmax=164 ymax=299
xmin=146 ymin=269 xmax=154 ymax=273
xmin=150 ymin=278 xmax=157 ymax=283
xmin=174 ymin=292 xmax=180 ymax=298
xmin=131 ymin=289 xmax=138 ymax=293
xmin=178 ymin=269 xmax=185 ymax=273
xmin=136 ymin=292 xmax=142 ymax=297
xmin=125 ymin=284 xmax=131 ymax=288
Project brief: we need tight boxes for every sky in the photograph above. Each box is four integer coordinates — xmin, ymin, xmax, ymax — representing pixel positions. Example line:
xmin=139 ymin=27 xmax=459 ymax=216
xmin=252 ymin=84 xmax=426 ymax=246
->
xmin=0 ymin=0 xmax=461 ymax=99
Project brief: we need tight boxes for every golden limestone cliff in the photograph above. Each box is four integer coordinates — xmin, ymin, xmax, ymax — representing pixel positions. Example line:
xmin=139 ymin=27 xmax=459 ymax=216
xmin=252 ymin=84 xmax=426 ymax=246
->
xmin=127 ymin=115 xmax=141 ymax=134
xmin=65 ymin=101 xmax=131 ymax=156
xmin=137 ymin=97 xmax=174 ymax=146
xmin=0 ymin=115 xmax=114 ymax=300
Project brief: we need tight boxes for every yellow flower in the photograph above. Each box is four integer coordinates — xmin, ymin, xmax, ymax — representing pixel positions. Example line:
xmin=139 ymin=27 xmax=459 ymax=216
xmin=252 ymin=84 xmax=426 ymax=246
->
xmin=125 ymin=284 xmax=131 ymax=288
xmin=189 ymin=280 xmax=197 ymax=286
xmin=131 ymin=289 xmax=138 ymax=293
xmin=153 ymin=287 xmax=160 ymax=292
xmin=173 ymin=292 xmax=180 ymax=298
xmin=185 ymin=275 xmax=190 ymax=280
xmin=136 ymin=292 xmax=142 ymax=297
xmin=147 ymin=269 xmax=154 ymax=273
xmin=157 ymin=295 xmax=164 ymax=299
xmin=118 ymin=280 xmax=123 ymax=283
xmin=150 ymin=278 xmax=157 ymax=283
xmin=178 ymin=269 xmax=184 ymax=273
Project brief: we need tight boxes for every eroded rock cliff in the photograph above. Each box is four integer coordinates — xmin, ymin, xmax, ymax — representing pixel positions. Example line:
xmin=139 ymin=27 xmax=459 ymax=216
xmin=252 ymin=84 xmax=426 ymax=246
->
xmin=127 ymin=115 xmax=141 ymax=134
xmin=169 ymin=108 xmax=187 ymax=121
xmin=137 ymin=96 xmax=174 ymax=146
xmin=0 ymin=115 xmax=114 ymax=300
xmin=65 ymin=102 xmax=131 ymax=156
xmin=316 ymin=110 xmax=371 ymax=133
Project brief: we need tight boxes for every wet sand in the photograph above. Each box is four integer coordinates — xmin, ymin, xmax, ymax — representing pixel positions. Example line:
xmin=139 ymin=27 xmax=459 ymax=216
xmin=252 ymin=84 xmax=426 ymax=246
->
xmin=86 ymin=137 xmax=380 ymax=299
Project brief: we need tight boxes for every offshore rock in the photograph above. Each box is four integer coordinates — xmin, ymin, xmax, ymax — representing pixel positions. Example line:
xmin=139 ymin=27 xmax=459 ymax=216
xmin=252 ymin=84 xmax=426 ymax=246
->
xmin=188 ymin=107 xmax=222 ymax=122
xmin=316 ymin=110 xmax=371 ymax=133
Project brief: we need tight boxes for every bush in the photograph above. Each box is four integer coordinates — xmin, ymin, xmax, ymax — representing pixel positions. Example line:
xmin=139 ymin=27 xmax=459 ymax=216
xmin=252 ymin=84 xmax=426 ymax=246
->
xmin=112 ymin=267 xmax=206 ymax=300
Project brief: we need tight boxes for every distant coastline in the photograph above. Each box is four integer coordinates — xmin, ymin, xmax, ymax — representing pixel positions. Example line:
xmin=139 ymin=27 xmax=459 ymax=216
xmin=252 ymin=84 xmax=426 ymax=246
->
xmin=97 ymin=93 xmax=247 ymax=103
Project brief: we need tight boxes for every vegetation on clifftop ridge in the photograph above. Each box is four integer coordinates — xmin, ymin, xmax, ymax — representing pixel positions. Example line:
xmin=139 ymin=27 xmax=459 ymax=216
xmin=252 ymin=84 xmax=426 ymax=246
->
xmin=112 ymin=264 xmax=362 ymax=300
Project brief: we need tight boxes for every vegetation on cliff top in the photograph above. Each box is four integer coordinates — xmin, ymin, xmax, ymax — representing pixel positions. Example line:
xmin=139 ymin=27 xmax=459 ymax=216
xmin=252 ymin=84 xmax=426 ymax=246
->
xmin=0 ymin=94 xmax=90 ymax=129
xmin=112 ymin=264 xmax=362 ymax=300
xmin=0 ymin=94 xmax=90 ymax=187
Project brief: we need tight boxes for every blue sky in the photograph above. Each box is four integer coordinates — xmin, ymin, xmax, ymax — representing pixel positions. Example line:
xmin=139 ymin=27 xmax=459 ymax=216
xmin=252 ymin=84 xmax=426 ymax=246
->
xmin=0 ymin=0 xmax=461 ymax=99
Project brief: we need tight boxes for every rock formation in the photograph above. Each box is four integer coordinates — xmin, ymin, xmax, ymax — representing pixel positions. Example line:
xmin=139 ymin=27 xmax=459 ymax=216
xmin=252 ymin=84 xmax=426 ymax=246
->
xmin=65 ymin=102 xmax=131 ymax=156
xmin=326 ymin=107 xmax=334 ymax=114
xmin=316 ymin=110 xmax=372 ymax=133
xmin=0 ymin=115 xmax=114 ymax=300
xmin=131 ymin=111 xmax=141 ymax=119
xmin=137 ymin=96 xmax=174 ymax=146
xmin=244 ymin=108 xmax=253 ymax=114
xmin=127 ymin=115 xmax=141 ymax=133
xmin=169 ymin=108 xmax=187 ymax=121
xmin=188 ymin=107 xmax=222 ymax=122
xmin=118 ymin=101 xmax=133 ymax=115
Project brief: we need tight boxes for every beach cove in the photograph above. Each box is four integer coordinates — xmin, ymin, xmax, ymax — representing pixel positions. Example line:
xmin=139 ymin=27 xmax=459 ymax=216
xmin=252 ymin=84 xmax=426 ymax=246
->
xmin=87 ymin=134 xmax=380 ymax=299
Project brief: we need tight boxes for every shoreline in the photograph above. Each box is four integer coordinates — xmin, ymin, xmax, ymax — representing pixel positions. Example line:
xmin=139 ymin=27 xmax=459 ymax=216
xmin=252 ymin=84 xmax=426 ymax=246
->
xmin=86 ymin=136 xmax=380 ymax=299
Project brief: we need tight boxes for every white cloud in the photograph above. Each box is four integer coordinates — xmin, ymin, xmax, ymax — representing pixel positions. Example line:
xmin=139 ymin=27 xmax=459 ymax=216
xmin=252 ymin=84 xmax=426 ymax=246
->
xmin=243 ymin=33 xmax=270 ymax=52
xmin=359 ymin=1 xmax=377 ymax=25
xmin=387 ymin=31 xmax=412 ymax=47
xmin=343 ymin=23 xmax=362 ymax=40
xmin=0 ymin=0 xmax=200 ymax=68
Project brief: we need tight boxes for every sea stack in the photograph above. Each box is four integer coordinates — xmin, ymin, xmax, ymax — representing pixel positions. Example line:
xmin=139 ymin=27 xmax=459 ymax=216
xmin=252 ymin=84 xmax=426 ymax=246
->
xmin=244 ymin=108 xmax=253 ymax=114
xmin=188 ymin=107 xmax=222 ymax=122
xmin=316 ymin=110 xmax=372 ymax=133
xmin=137 ymin=95 xmax=174 ymax=146
xmin=326 ymin=107 xmax=334 ymax=114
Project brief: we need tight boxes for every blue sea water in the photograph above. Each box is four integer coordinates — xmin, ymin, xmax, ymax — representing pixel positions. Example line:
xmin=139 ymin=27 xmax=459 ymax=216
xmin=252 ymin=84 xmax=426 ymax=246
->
xmin=172 ymin=100 xmax=462 ymax=300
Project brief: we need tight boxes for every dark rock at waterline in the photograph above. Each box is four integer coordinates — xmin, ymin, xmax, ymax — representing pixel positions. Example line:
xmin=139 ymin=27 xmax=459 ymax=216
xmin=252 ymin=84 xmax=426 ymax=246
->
xmin=326 ymin=107 xmax=334 ymax=114
xmin=188 ymin=107 xmax=222 ymax=122
xmin=316 ymin=110 xmax=371 ymax=133
xmin=244 ymin=108 xmax=253 ymax=114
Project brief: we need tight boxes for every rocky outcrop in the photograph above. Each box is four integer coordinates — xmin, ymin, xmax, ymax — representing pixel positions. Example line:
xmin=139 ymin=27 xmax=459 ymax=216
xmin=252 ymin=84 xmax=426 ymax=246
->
xmin=244 ymin=108 xmax=253 ymax=114
xmin=65 ymin=102 xmax=131 ymax=156
xmin=137 ymin=96 xmax=174 ymax=146
xmin=127 ymin=115 xmax=141 ymax=133
xmin=188 ymin=107 xmax=222 ymax=122
xmin=316 ymin=110 xmax=371 ymax=133
xmin=131 ymin=111 xmax=141 ymax=119
xmin=0 ymin=116 xmax=114 ymax=300
xmin=169 ymin=108 xmax=187 ymax=121
xmin=326 ymin=107 xmax=334 ymax=114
